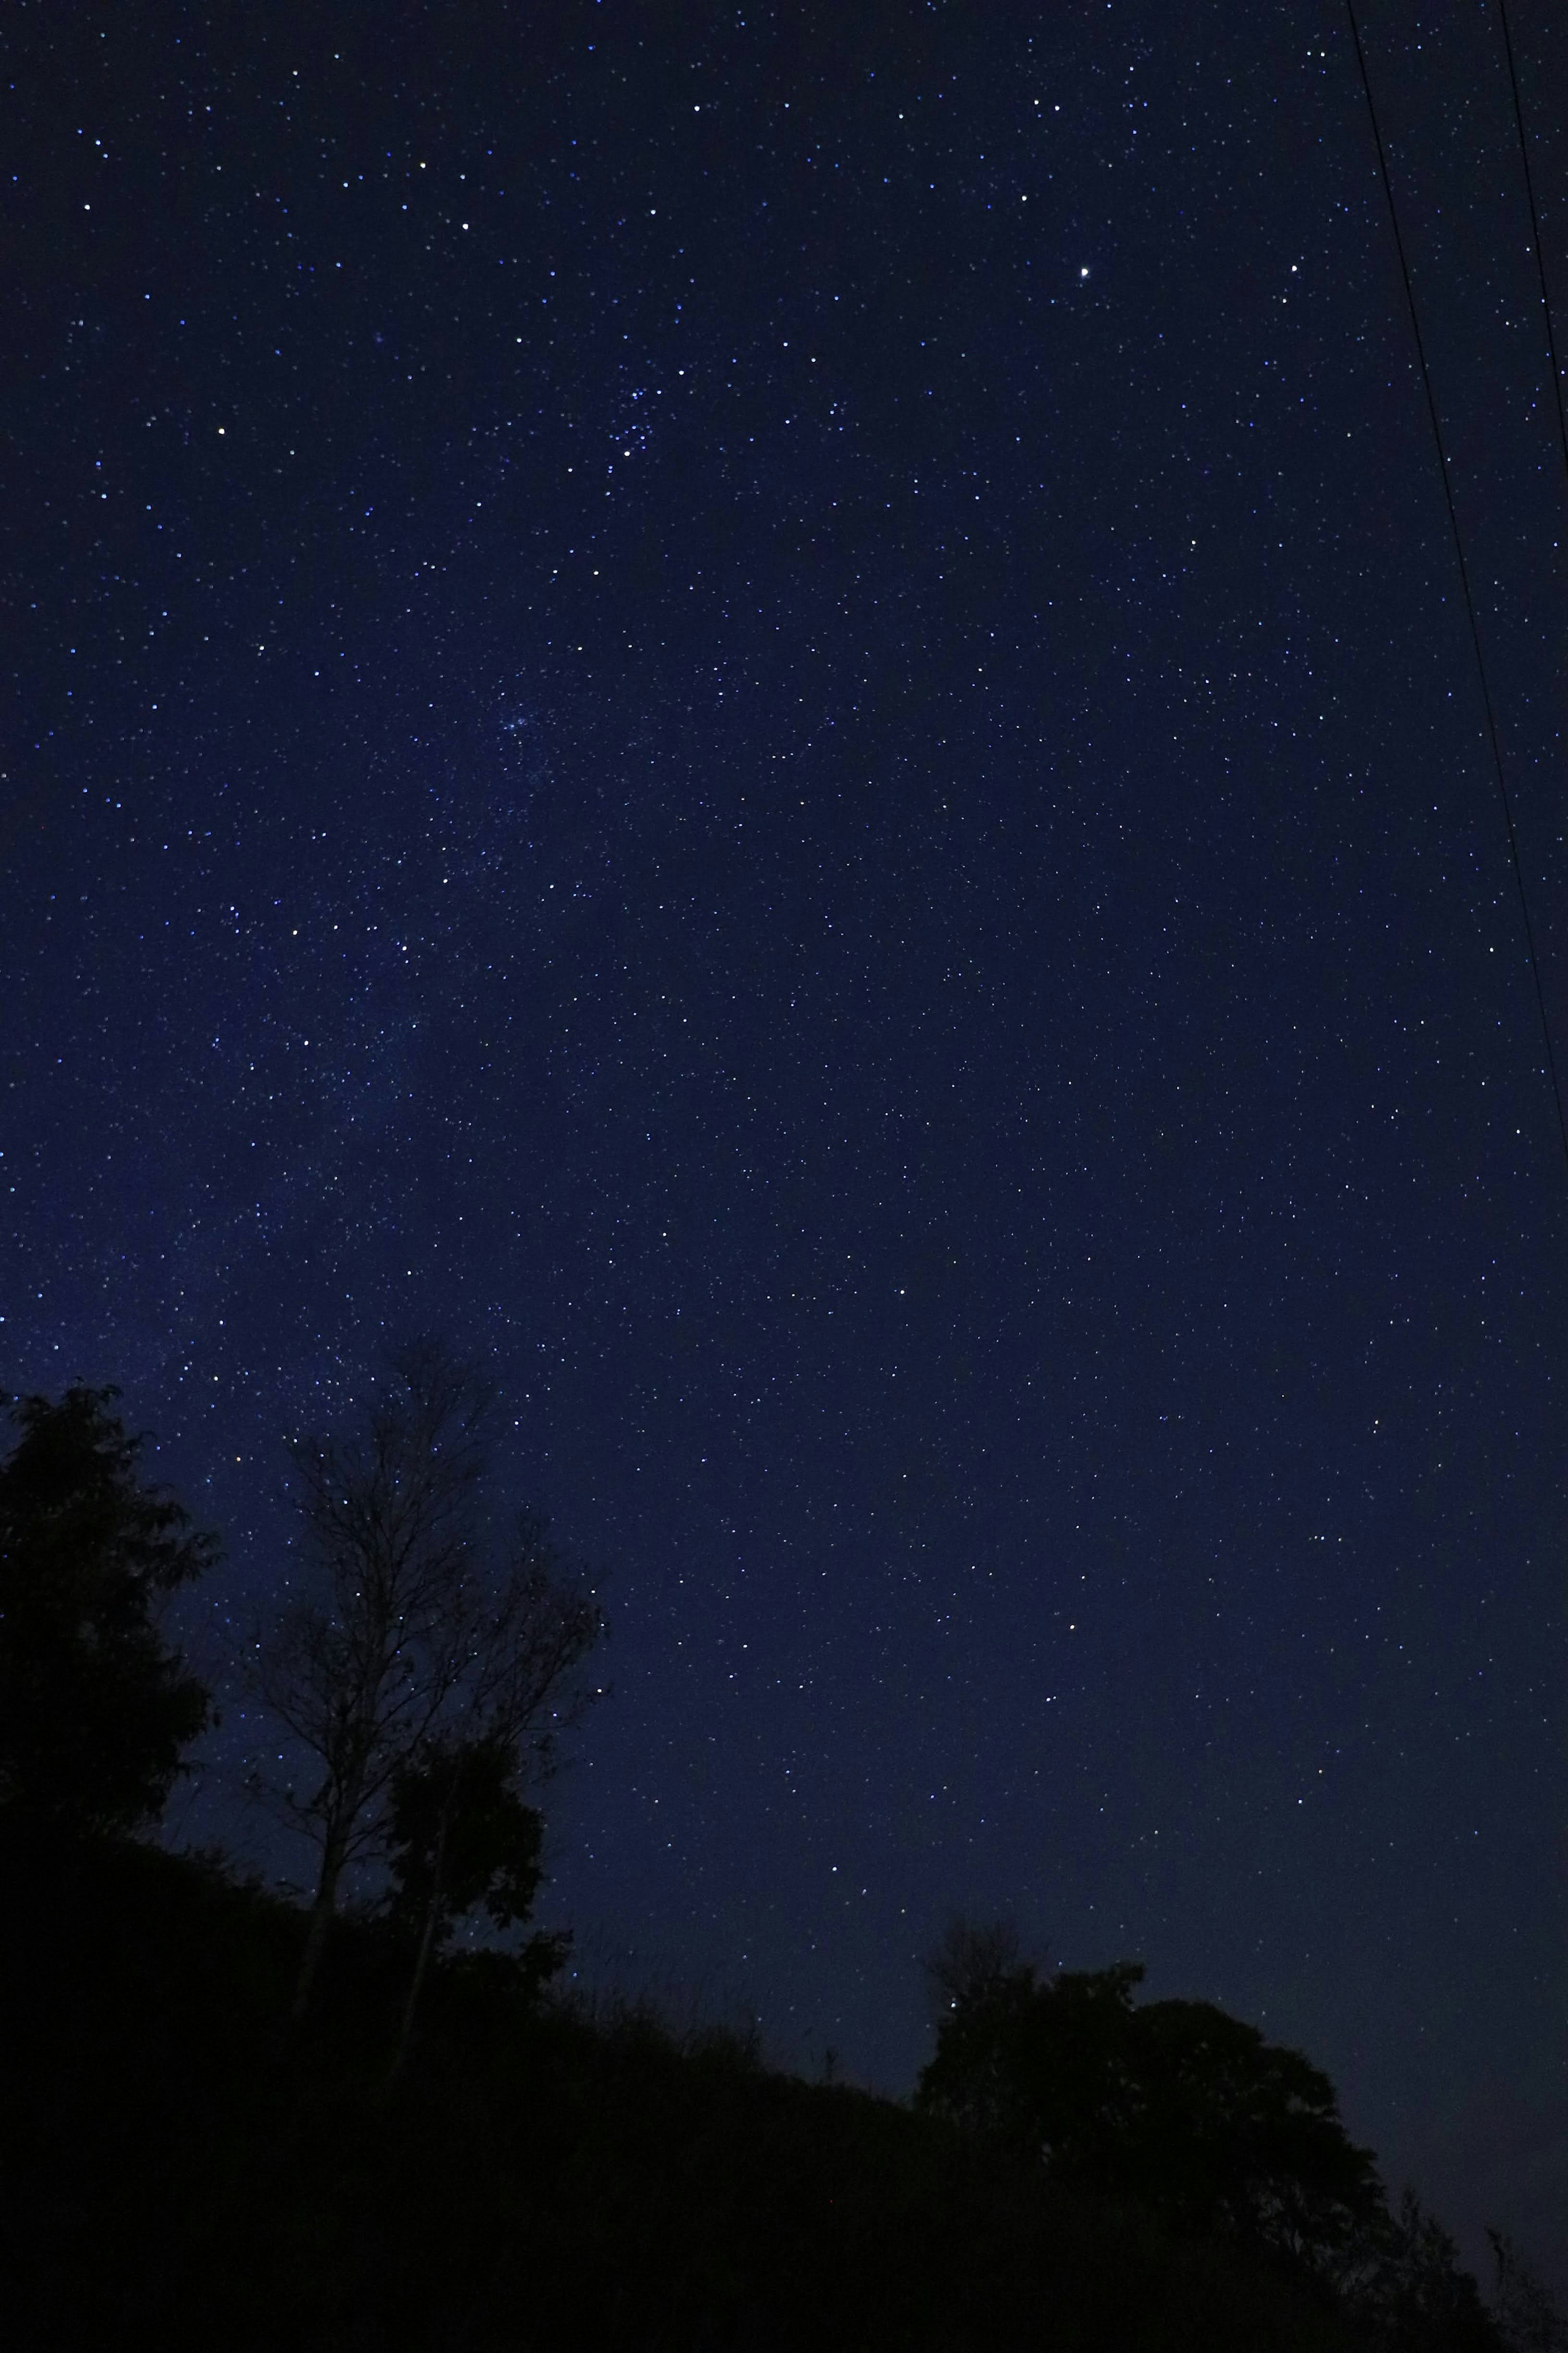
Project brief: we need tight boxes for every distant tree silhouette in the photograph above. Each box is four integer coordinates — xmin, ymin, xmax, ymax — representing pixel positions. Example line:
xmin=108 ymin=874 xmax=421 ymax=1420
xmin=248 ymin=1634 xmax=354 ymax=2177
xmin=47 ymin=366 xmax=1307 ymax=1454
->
xmin=923 ymin=1914 xmax=1024 ymax=2017
xmin=1487 ymin=2227 xmax=1568 ymax=2353
xmin=917 ymin=1936 xmax=1383 ymax=2275
xmin=1341 ymin=2191 xmax=1500 ymax=2351
xmin=250 ymin=1340 xmax=604 ymax=2022
xmin=0 ymin=1385 xmax=214 ymax=1836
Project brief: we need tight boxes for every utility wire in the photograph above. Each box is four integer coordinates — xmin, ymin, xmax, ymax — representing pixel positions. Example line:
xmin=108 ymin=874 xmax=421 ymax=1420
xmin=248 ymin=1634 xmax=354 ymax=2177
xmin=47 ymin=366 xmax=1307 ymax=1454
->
xmin=1345 ymin=0 xmax=1568 ymax=1189
xmin=1497 ymin=0 xmax=1568 ymax=506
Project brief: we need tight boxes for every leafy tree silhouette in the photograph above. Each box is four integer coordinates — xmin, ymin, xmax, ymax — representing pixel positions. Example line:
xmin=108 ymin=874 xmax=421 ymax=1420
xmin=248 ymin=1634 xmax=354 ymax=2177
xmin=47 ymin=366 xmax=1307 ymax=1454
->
xmin=382 ymin=1727 xmax=560 ymax=2083
xmin=0 ymin=1385 xmax=214 ymax=1838
xmin=1124 ymin=1993 xmax=1383 ymax=2265
xmin=917 ymin=1935 xmax=1382 ymax=2276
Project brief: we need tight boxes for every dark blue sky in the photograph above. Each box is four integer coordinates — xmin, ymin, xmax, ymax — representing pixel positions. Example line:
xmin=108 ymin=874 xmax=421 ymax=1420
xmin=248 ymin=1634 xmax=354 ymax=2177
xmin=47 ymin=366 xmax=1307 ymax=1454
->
xmin=7 ymin=0 xmax=1567 ymax=2286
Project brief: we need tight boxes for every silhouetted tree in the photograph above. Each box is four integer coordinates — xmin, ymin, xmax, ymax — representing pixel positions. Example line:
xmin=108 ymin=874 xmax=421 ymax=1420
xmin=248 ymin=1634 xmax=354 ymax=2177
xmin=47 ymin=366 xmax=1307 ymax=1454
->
xmin=0 ymin=1385 xmax=214 ymax=1837
xmin=1341 ymin=2190 xmax=1500 ymax=2351
xmin=377 ymin=1528 xmax=602 ymax=2076
xmin=1124 ymin=1993 xmax=1384 ymax=2266
xmin=251 ymin=1340 xmax=604 ymax=2020
xmin=923 ymin=1914 xmax=1024 ymax=2017
xmin=917 ymin=1940 xmax=1382 ymax=2275
xmin=382 ymin=1729 xmax=547 ymax=2081
xmin=919 ymin=1943 xmax=1142 ymax=2158
xmin=1487 ymin=2229 xmax=1568 ymax=2353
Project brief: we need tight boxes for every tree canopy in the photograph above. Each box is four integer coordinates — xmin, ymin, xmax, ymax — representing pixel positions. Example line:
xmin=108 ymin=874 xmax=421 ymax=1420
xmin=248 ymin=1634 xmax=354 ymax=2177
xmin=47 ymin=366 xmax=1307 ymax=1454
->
xmin=383 ymin=1730 xmax=546 ymax=1949
xmin=917 ymin=1943 xmax=1383 ymax=2275
xmin=0 ymin=1384 xmax=215 ymax=1836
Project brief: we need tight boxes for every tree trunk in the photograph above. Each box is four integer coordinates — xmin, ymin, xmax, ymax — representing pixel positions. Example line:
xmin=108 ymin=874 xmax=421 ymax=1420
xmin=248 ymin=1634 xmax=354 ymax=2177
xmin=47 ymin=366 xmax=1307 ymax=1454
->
xmin=292 ymin=1835 xmax=347 ymax=2022
xmin=386 ymin=1793 xmax=452 ymax=2091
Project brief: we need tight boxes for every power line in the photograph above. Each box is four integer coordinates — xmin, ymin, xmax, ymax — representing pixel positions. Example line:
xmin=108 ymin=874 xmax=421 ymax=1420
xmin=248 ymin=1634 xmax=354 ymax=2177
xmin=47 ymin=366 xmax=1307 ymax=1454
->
xmin=1496 ymin=0 xmax=1568 ymax=507
xmin=1344 ymin=0 xmax=1568 ymax=1190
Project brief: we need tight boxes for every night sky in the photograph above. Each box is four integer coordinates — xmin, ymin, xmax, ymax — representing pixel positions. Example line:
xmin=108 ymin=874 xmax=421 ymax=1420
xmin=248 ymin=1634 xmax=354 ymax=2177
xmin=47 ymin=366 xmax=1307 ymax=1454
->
xmin=8 ymin=0 xmax=1567 ymax=2286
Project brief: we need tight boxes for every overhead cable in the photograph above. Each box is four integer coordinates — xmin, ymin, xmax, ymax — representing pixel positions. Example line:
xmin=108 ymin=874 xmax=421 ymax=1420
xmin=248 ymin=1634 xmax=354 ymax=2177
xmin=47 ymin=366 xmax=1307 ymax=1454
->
xmin=1345 ymin=0 xmax=1568 ymax=1188
xmin=1496 ymin=0 xmax=1568 ymax=508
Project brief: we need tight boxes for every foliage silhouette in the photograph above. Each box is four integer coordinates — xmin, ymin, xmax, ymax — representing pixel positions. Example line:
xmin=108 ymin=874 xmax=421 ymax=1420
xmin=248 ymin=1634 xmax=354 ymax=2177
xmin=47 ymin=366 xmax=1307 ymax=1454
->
xmin=8 ymin=1833 xmax=1555 ymax=2353
xmin=1487 ymin=2228 xmax=1568 ymax=2353
xmin=1346 ymin=2191 xmax=1504 ymax=2351
xmin=917 ymin=1943 xmax=1384 ymax=2274
xmin=0 ymin=1384 xmax=214 ymax=1836
xmin=2 ymin=1831 xmax=1376 ymax=2353
xmin=1 ymin=1389 xmax=1557 ymax=2353
xmin=385 ymin=1732 xmax=546 ymax=1945
xmin=382 ymin=1727 xmax=561 ymax=2083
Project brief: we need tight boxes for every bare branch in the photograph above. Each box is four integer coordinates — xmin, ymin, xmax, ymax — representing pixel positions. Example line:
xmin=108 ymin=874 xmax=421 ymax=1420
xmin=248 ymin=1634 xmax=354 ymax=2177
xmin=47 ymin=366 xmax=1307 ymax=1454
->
xmin=245 ymin=1339 xmax=605 ymax=2021
xmin=923 ymin=1916 xmax=1026 ymax=2017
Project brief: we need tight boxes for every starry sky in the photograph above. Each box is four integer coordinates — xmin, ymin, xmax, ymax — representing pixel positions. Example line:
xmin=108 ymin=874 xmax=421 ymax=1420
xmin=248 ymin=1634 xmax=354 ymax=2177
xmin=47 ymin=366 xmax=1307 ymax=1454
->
xmin=7 ymin=0 xmax=1567 ymax=2285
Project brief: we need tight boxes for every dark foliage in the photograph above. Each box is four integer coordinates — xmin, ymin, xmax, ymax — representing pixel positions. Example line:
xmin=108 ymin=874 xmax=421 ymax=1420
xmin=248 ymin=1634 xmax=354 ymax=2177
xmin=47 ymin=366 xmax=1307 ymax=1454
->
xmin=0 ymin=1820 xmax=1547 ymax=2353
xmin=0 ymin=1385 xmax=215 ymax=1835
xmin=919 ymin=1947 xmax=1386 ymax=2279
xmin=1 ymin=1829 xmax=1369 ymax=2353
xmin=911 ymin=1934 xmax=1568 ymax=2349
xmin=1487 ymin=2230 xmax=1568 ymax=2353
xmin=1345 ymin=2192 xmax=1505 ymax=2351
xmin=384 ymin=1732 xmax=546 ymax=1944
xmin=381 ymin=1730 xmax=558 ymax=2083
xmin=1 ymin=1391 xmax=1553 ymax=2353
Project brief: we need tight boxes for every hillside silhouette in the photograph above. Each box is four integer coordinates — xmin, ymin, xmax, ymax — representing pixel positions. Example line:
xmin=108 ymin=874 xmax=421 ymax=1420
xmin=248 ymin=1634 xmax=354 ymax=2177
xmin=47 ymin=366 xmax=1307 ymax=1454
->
xmin=1 ymin=1380 xmax=1556 ymax=2352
